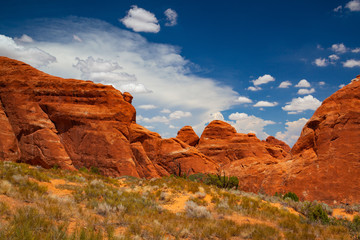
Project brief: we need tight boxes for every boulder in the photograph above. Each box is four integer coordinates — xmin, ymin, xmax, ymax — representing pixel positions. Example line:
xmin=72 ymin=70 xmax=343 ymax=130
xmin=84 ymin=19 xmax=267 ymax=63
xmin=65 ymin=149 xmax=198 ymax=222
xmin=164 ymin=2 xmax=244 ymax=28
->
xmin=176 ymin=126 xmax=199 ymax=146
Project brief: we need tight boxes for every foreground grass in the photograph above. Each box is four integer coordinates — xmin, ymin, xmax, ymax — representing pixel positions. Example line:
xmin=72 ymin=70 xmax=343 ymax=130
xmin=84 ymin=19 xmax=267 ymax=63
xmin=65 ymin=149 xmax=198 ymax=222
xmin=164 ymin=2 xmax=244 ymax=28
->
xmin=0 ymin=161 xmax=359 ymax=239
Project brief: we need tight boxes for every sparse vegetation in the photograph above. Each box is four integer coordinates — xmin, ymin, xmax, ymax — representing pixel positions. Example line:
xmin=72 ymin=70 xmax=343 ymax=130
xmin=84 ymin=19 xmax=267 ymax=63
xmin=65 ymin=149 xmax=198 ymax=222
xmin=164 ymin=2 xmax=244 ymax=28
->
xmin=0 ymin=160 xmax=358 ymax=239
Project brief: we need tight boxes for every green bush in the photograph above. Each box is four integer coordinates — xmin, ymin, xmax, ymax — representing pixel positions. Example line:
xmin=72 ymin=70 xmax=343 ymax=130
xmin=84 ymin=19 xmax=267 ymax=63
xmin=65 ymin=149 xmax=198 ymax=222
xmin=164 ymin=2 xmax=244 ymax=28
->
xmin=301 ymin=201 xmax=329 ymax=224
xmin=283 ymin=192 xmax=299 ymax=202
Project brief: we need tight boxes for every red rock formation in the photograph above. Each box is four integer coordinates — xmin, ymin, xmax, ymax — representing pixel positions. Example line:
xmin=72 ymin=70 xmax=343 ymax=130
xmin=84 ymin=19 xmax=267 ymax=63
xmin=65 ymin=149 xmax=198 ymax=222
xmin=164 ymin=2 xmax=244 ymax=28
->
xmin=0 ymin=57 xmax=218 ymax=178
xmin=271 ymin=79 xmax=360 ymax=204
xmin=197 ymin=120 xmax=288 ymax=165
xmin=176 ymin=126 xmax=199 ymax=146
xmin=263 ymin=136 xmax=291 ymax=153
xmin=129 ymin=123 xmax=218 ymax=176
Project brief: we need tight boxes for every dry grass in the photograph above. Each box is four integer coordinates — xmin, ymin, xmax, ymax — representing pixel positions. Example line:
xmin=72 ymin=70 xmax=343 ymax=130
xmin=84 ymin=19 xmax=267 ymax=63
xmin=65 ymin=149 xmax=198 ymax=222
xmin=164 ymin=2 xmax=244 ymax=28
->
xmin=0 ymin=161 xmax=358 ymax=239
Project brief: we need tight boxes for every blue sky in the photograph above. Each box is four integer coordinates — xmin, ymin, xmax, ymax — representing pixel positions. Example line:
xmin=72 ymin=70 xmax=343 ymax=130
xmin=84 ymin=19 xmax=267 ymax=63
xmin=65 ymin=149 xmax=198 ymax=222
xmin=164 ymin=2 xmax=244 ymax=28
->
xmin=1 ymin=0 xmax=359 ymax=145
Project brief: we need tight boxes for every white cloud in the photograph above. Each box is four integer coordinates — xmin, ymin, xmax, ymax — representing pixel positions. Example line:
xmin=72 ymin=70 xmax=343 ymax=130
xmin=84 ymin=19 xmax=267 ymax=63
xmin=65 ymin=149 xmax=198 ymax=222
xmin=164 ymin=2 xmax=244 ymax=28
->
xmin=169 ymin=110 xmax=192 ymax=119
xmin=164 ymin=9 xmax=178 ymax=26
xmin=120 ymin=83 xmax=152 ymax=93
xmin=331 ymin=43 xmax=347 ymax=54
xmin=0 ymin=34 xmax=56 ymax=68
xmin=275 ymin=118 xmax=308 ymax=146
xmin=161 ymin=108 xmax=171 ymax=113
xmin=253 ymin=101 xmax=278 ymax=107
xmin=138 ymin=104 xmax=157 ymax=110
xmin=282 ymin=95 xmax=322 ymax=114
xmin=228 ymin=112 xmax=275 ymax=139
xmin=319 ymin=81 xmax=326 ymax=86
xmin=334 ymin=5 xmax=343 ymax=12
xmin=329 ymin=54 xmax=340 ymax=61
xmin=352 ymin=48 xmax=360 ymax=53
xmin=209 ymin=112 xmax=225 ymax=121
xmin=2 ymin=17 xmax=241 ymax=139
xmin=339 ymin=84 xmax=346 ymax=88
xmin=297 ymin=88 xmax=315 ymax=95
xmin=144 ymin=125 xmax=155 ymax=129
xmin=295 ymin=79 xmax=311 ymax=88
xmin=235 ymin=96 xmax=252 ymax=104
xmin=252 ymin=74 xmax=275 ymax=86
xmin=15 ymin=34 xmax=34 ymax=43
xmin=343 ymin=59 xmax=360 ymax=67
xmin=278 ymin=81 xmax=292 ymax=88
xmin=120 ymin=5 xmax=160 ymax=33
xmin=346 ymin=0 xmax=360 ymax=11
xmin=73 ymin=35 xmax=82 ymax=42
xmin=247 ymin=86 xmax=262 ymax=91
xmin=314 ymin=58 xmax=328 ymax=67
xmin=140 ymin=115 xmax=169 ymax=123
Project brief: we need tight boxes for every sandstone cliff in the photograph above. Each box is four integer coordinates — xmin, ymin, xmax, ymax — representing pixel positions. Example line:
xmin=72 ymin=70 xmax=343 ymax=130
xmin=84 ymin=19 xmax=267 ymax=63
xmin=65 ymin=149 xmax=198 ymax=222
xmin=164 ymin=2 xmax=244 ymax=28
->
xmin=0 ymin=57 xmax=217 ymax=177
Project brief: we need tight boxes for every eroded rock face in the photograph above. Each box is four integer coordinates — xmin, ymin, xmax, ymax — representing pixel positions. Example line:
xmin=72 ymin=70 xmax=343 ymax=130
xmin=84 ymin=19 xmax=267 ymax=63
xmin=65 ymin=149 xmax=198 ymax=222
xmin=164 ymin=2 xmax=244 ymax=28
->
xmin=272 ymin=79 xmax=360 ymax=204
xmin=0 ymin=57 xmax=137 ymax=175
xmin=0 ymin=57 xmax=218 ymax=178
xmin=197 ymin=120 xmax=288 ymax=165
xmin=263 ymin=136 xmax=291 ymax=153
xmin=129 ymin=123 xmax=218 ymax=176
xmin=176 ymin=126 xmax=199 ymax=146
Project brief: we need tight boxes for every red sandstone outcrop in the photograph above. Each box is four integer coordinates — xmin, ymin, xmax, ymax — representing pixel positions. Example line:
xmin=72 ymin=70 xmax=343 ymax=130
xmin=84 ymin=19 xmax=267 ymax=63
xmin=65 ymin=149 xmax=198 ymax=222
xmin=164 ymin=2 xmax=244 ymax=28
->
xmin=176 ymin=126 xmax=199 ymax=146
xmin=263 ymin=136 xmax=291 ymax=153
xmin=269 ymin=79 xmax=360 ymax=204
xmin=197 ymin=120 xmax=288 ymax=165
xmin=0 ymin=57 xmax=217 ymax=178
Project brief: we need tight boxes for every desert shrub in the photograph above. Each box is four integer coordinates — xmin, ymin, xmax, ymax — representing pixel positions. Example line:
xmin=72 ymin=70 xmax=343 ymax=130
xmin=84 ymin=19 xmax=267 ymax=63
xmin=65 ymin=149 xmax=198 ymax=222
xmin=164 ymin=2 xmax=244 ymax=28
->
xmin=283 ymin=192 xmax=299 ymax=202
xmin=90 ymin=166 xmax=100 ymax=175
xmin=301 ymin=201 xmax=329 ymax=224
xmin=185 ymin=200 xmax=211 ymax=219
xmin=0 ymin=180 xmax=12 ymax=195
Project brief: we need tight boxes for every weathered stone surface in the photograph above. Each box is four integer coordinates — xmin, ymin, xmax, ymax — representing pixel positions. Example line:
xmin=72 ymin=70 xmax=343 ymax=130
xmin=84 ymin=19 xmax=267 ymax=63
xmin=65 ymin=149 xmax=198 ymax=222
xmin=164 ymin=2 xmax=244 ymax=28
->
xmin=263 ymin=136 xmax=291 ymax=153
xmin=0 ymin=56 xmax=136 ymax=175
xmin=271 ymin=79 xmax=360 ymax=204
xmin=129 ymin=123 xmax=218 ymax=176
xmin=176 ymin=126 xmax=199 ymax=146
xmin=0 ymin=99 xmax=20 ymax=161
xmin=197 ymin=120 xmax=288 ymax=166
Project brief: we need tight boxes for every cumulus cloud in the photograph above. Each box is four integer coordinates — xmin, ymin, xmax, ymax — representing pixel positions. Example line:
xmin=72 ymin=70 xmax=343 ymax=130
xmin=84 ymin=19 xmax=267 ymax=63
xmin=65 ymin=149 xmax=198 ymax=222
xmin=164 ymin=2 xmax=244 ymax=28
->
xmin=319 ymin=81 xmax=326 ymax=86
xmin=72 ymin=56 xmax=149 ymax=92
xmin=209 ymin=112 xmax=225 ymax=121
xmin=352 ymin=48 xmax=360 ymax=53
xmin=4 ymin=17 xmax=239 ymax=138
xmin=339 ymin=84 xmax=346 ymax=88
xmin=164 ymin=8 xmax=178 ymax=26
xmin=120 ymin=5 xmax=160 ymax=33
xmin=314 ymin=58 xmax=328 ymax=67
xmin=15 ymin=34 xmax=34 ymax=43
xmin=329 ymin=54 xmax=340 ymax=61
xmin=278 ymin=81 xmax=292 ymax=88
xmin=169 ymin=110 xmax=192 ymax=119
xmin=228 ymin=112 xmax=275 ymax=139
xmin=0 ymin=34 xmax=56 ymax=68
xmin=343 ymin=59 xmax=360 ymax=67
xmin=252 ymin=74 xmax=275 ymax=86
xmin=161 ymin=108 xmax=171 ymax=113
xmin=334 ymin=5 xmax=343 ymax=12
xmin=275 ymin=118 xmax=308 ymax=146
xmin=247 ymin=86 xmax=261 ymax=91
xmin=139 ymin=115 xmax=169 ymax=123
xmin=235 ymin=96 xmax=252 ymax=104
xmin=295 ymin=79 xmax=311 ymax=88
xmin=297 ymin=88 xmax=315 ymax=95
xmin=253 ymin=101 xmax=278 ymax=107
xmin=331 ymin=43 xmax=347 ymax=54
xmin=138 ymin=104 xmax=157 ymax=110
xmin=346 ymin=0 xmax=360 ymax=11
xmin=282 ymin=95 xmax=322 ymax=114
